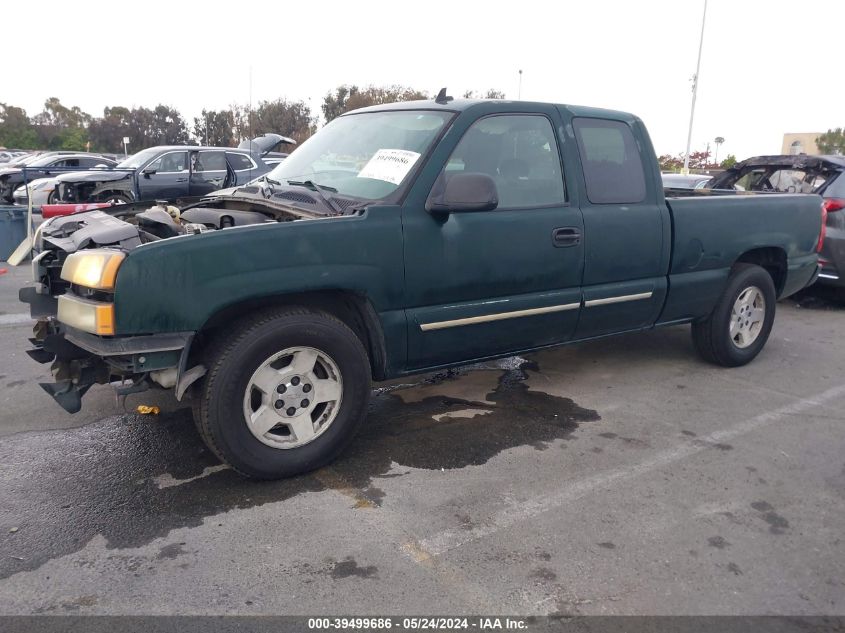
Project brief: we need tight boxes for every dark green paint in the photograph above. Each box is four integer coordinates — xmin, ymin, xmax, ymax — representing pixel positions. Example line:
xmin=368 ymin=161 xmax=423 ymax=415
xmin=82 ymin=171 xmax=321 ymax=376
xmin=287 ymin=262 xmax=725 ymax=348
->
xmin=111 ymin=99 xmax=822 ymax=378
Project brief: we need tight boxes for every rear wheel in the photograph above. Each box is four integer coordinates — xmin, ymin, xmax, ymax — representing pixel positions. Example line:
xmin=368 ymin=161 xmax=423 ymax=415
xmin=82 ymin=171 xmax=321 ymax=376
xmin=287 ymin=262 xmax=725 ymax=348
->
xmin=193 ymin=307 xmax=371 ymax=479
xmin=691 ymin=263 xmax=776 ymax=367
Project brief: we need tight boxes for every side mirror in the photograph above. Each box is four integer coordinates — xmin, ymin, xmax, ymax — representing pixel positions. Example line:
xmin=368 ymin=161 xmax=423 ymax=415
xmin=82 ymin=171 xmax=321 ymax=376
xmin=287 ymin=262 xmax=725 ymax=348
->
xmin=426 ymin=172 xmax=498 ymax=214
xmin=142 ymin=166 xmax=157 ymax=177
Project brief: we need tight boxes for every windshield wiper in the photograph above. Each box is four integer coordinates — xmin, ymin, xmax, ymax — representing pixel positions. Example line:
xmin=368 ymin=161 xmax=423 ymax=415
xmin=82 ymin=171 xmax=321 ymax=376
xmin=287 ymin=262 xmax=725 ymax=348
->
xmin=287 ymin=179 xmax=343 ymax=215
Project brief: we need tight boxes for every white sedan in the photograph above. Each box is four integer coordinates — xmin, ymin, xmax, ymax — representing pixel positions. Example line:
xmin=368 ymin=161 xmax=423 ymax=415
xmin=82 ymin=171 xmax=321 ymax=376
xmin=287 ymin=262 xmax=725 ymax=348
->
xmin=12 ymin=177 xmax=59 ymax=206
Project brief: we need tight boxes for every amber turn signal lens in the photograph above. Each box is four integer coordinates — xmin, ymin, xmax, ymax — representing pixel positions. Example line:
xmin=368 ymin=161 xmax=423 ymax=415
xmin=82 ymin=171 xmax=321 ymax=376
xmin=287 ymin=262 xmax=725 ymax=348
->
xmin=57 ymin=295 xmax=115 ymax=336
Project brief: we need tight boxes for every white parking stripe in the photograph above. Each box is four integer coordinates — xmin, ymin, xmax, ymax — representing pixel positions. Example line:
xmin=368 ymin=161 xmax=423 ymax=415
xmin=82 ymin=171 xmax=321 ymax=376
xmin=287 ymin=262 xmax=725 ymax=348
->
xmin=407 ymin=382 xmax=845 ymax=559
xmin=0 ymin=313 xmax=33 ymax=326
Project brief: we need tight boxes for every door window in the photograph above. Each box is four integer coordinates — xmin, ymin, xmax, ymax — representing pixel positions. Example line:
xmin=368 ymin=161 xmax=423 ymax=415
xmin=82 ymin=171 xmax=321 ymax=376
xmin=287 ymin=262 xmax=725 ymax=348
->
xmin=439 ymin=115 xmax=565 ymax=209
xmin=573 ymin=118 xmax=646 ymax=204
xmin=51 ymin=158 xmax=80 ymax=168
xmin=193 ymin=151 xmax=226 ymax=173
xmin=80 ymin=156 xmax=109 ymax=168
xmin=147 ymin=152 xmax=188 ymax=173
xmin=226 ymin=152 xmax=256 ymax=171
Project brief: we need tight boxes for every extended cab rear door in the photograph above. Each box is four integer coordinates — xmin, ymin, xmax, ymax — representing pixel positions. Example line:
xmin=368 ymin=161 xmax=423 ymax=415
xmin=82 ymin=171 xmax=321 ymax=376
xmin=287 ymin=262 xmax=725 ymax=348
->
xmin=402 ymin=104 xmax=584 ymax=368
xmin=559 ymin=108 xmax=671 ymax=338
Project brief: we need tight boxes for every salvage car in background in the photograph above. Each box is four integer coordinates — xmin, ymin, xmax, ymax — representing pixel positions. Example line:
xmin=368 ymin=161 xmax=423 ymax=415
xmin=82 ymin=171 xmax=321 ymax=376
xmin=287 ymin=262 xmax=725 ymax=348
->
xmin=661 ymin=173 xmax=711 ymax=189
xmin=708 ymin=155 xmax=845 ymax=290
xmin=21 ymin=97 xmax=823 ymax=479
xmin=0 ymin=150 xmax=28 ymax=163
xmin=12 ymin=176 xmax=60 ymax=206
xmin=51 ymin=136 xmax=284 ymax=205
xmin=0 ymin=152 xmax=117 ymax=203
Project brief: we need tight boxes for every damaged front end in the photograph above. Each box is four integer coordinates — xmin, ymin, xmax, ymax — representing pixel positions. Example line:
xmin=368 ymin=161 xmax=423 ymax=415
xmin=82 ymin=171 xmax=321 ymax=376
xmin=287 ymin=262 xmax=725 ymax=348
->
xmin=53 ymin=170 xmax=135 ymax=204
xmin=20 ymin=193 xmax=326 ymax=413
xmin=20 ymin=212 xmax=198 ymax=412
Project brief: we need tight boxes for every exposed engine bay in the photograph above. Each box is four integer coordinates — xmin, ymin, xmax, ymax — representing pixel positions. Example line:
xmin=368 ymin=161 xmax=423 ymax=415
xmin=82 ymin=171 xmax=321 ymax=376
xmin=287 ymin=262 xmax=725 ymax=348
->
xmin=22 ymin=192 xmax=357 ymax=413
xmin=33 ymin=193 xmax=338 ymax=297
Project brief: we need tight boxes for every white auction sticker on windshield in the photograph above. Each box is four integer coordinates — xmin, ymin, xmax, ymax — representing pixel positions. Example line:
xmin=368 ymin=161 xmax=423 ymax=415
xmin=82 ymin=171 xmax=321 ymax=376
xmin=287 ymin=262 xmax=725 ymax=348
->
xmin=357 ymin=149 xmax=421 ymax=185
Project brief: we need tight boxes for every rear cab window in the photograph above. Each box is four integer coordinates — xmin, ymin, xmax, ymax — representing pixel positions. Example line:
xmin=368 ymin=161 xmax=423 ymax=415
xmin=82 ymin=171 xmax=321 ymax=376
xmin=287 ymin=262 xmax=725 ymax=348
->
xmin=573 ymin=118 xmax=646 ymax=204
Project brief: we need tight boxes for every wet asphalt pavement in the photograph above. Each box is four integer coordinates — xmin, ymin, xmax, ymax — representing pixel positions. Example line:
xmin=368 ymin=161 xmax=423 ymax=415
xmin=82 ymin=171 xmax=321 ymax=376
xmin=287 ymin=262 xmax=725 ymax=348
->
xmin=0 ymin=264 xmax=844 ymax=615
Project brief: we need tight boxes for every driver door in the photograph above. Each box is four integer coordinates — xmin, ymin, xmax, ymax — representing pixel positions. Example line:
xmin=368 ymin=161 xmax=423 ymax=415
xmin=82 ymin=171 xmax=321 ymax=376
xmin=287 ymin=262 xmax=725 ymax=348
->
xmin=402 ymin=110 xmax=584 ymax=368
xmin=137 ymin=151 xmax=189 ymax=201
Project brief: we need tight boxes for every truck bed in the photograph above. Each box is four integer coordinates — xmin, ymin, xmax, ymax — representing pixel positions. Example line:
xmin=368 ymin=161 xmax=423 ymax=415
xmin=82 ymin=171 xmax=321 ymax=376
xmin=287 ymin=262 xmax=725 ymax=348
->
xmin=658 ymin=192 xmax=822 ymax=324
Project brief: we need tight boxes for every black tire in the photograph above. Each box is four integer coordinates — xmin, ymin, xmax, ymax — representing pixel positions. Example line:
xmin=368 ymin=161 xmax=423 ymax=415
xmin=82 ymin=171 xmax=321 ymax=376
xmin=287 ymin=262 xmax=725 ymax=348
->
xmin=193 ymin=307 xmax=371 ymax=479
xmin=691 ymin=263 xmax=777 ymax=367
xmin=46 ymin=190 xmax=57 ymax=204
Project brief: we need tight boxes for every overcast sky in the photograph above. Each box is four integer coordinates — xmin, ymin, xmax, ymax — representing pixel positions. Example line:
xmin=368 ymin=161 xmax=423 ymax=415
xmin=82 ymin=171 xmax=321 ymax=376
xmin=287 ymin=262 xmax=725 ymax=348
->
xmin=5 ymin=0 xmax=844 ymax=160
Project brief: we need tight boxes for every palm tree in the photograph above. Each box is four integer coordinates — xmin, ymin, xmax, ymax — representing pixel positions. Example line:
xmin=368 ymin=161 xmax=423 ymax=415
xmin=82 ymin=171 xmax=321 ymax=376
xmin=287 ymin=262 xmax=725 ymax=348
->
xmin=714 ymin=137 xmax=725 ymax=165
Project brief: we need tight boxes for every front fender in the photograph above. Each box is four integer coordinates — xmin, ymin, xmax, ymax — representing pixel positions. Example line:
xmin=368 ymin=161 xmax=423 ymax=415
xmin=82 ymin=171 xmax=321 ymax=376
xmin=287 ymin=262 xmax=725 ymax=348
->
xmin=112 ymin=207 xmax=405 ymax=335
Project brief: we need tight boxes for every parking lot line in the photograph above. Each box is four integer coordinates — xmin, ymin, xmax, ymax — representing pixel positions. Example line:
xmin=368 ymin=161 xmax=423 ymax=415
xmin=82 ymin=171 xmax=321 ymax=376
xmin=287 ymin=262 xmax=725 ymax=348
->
xmin=405 ymin=382 xmax=845 ymax=560
xmin=0 ymin=313 xmax=33 ymax=326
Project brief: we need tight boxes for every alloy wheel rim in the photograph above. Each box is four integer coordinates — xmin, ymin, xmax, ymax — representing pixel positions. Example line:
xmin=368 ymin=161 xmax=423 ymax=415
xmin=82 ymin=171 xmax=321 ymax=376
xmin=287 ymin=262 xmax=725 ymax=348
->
xmin=730 ymin=286 xmax=766 ymax=349
xmin=242 ymin=346 xmax=343 ymax=449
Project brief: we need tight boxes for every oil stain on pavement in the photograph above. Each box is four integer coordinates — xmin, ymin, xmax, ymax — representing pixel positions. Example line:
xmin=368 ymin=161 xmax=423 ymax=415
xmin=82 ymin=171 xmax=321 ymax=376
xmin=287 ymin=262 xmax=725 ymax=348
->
xmin=0 ymin=358 xmax=599 ymax=578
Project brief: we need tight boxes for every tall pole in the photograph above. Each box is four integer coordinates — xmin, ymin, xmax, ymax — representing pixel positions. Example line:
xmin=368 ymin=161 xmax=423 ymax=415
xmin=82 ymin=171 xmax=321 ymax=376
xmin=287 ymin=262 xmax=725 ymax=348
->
xmin=683 ymin=0 xmax=708 ymax=175
xmin=518 ymin=69 xmax=523 ymax=99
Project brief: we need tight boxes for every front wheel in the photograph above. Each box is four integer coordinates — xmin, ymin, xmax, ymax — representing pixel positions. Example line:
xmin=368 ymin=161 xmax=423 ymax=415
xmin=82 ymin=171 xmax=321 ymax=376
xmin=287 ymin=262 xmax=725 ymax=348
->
xmin=193 ymin=307 xmax=371 ymax=479
xmin=101 ymin=193 xmax=131 ymax=205
xmin=692 ymin=263 xmax=777 ymax=367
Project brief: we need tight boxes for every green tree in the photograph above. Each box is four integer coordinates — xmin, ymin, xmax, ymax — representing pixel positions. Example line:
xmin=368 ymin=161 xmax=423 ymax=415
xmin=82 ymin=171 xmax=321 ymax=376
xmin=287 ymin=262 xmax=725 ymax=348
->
xmin=321 ymin=85 xmax=428 ymax=123
xmin=132 ymin=105 xmax=190 ymax=147
xmin=658 ymin=154 xmax=684 ymax=172
xmin=32 ymin=98 xmax=92 ymax=150
xmin=0 ymin=103 xmax=37 ymax=148
xmin=33 ymin=97 xmax=91 ymax=129
xmin=192 ymin=109 xmax=237 ymax=146
xmin=88 ymin=106 xmax=132 ymax=153
xmin=251 ymin=99 xmax=316 ymax=146
xmin=58 ymin=127 xmax=88 ymax=151
xmin=816 ymin=128 xmax=845 ymax=155
xmin=89 ymin=104 xmax=189 ymax=153
xmin=720 ymin=154 xmax=738 ymax=169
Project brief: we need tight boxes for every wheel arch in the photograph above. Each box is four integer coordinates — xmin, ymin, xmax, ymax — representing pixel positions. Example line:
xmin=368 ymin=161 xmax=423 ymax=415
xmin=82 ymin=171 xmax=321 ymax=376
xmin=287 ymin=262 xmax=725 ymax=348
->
xmin=734 ymin=247 xmax=787 ymax=297
xmin=196 ymin=290 xmax=389 ymax=381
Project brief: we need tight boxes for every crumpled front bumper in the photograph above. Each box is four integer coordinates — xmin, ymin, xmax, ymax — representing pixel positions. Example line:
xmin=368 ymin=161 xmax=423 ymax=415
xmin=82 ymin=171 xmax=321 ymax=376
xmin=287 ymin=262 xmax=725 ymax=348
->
xmin=20 ymin=286 xmax=198 ymax=413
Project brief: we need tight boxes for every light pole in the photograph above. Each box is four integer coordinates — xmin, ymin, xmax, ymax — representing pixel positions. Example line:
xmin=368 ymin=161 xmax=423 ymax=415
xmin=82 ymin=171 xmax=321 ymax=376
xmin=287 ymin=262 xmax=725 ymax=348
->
xmin=518 ymin=69 xmax=523 ymax=99
xmin=683 ymin=0 xmax=708 ymax=175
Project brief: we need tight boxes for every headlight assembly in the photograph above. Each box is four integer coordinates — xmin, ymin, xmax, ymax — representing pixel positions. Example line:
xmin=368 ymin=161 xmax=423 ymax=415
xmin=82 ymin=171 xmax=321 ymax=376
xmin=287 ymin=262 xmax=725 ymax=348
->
xmin=60 ymin=249 xmax=125 ymax=291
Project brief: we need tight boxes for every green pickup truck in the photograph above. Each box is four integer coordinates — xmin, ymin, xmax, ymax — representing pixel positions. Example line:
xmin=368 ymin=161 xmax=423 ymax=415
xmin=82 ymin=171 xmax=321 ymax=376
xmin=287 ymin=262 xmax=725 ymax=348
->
xmin=21 ymin=95 xmax=824 ymax=479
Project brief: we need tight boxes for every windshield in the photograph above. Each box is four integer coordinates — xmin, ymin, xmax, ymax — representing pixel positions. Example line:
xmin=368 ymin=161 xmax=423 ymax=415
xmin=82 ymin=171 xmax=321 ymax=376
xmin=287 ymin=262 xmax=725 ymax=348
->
xmin=266 ymin=110 xmax=452 ymax=200
xmin=29 ymin=153 xmax=72 ymax=167
xmin=13 ymin=153 xmax=43 ymax=167
xmin=116 ymin=147 xmax=161 ymax=170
